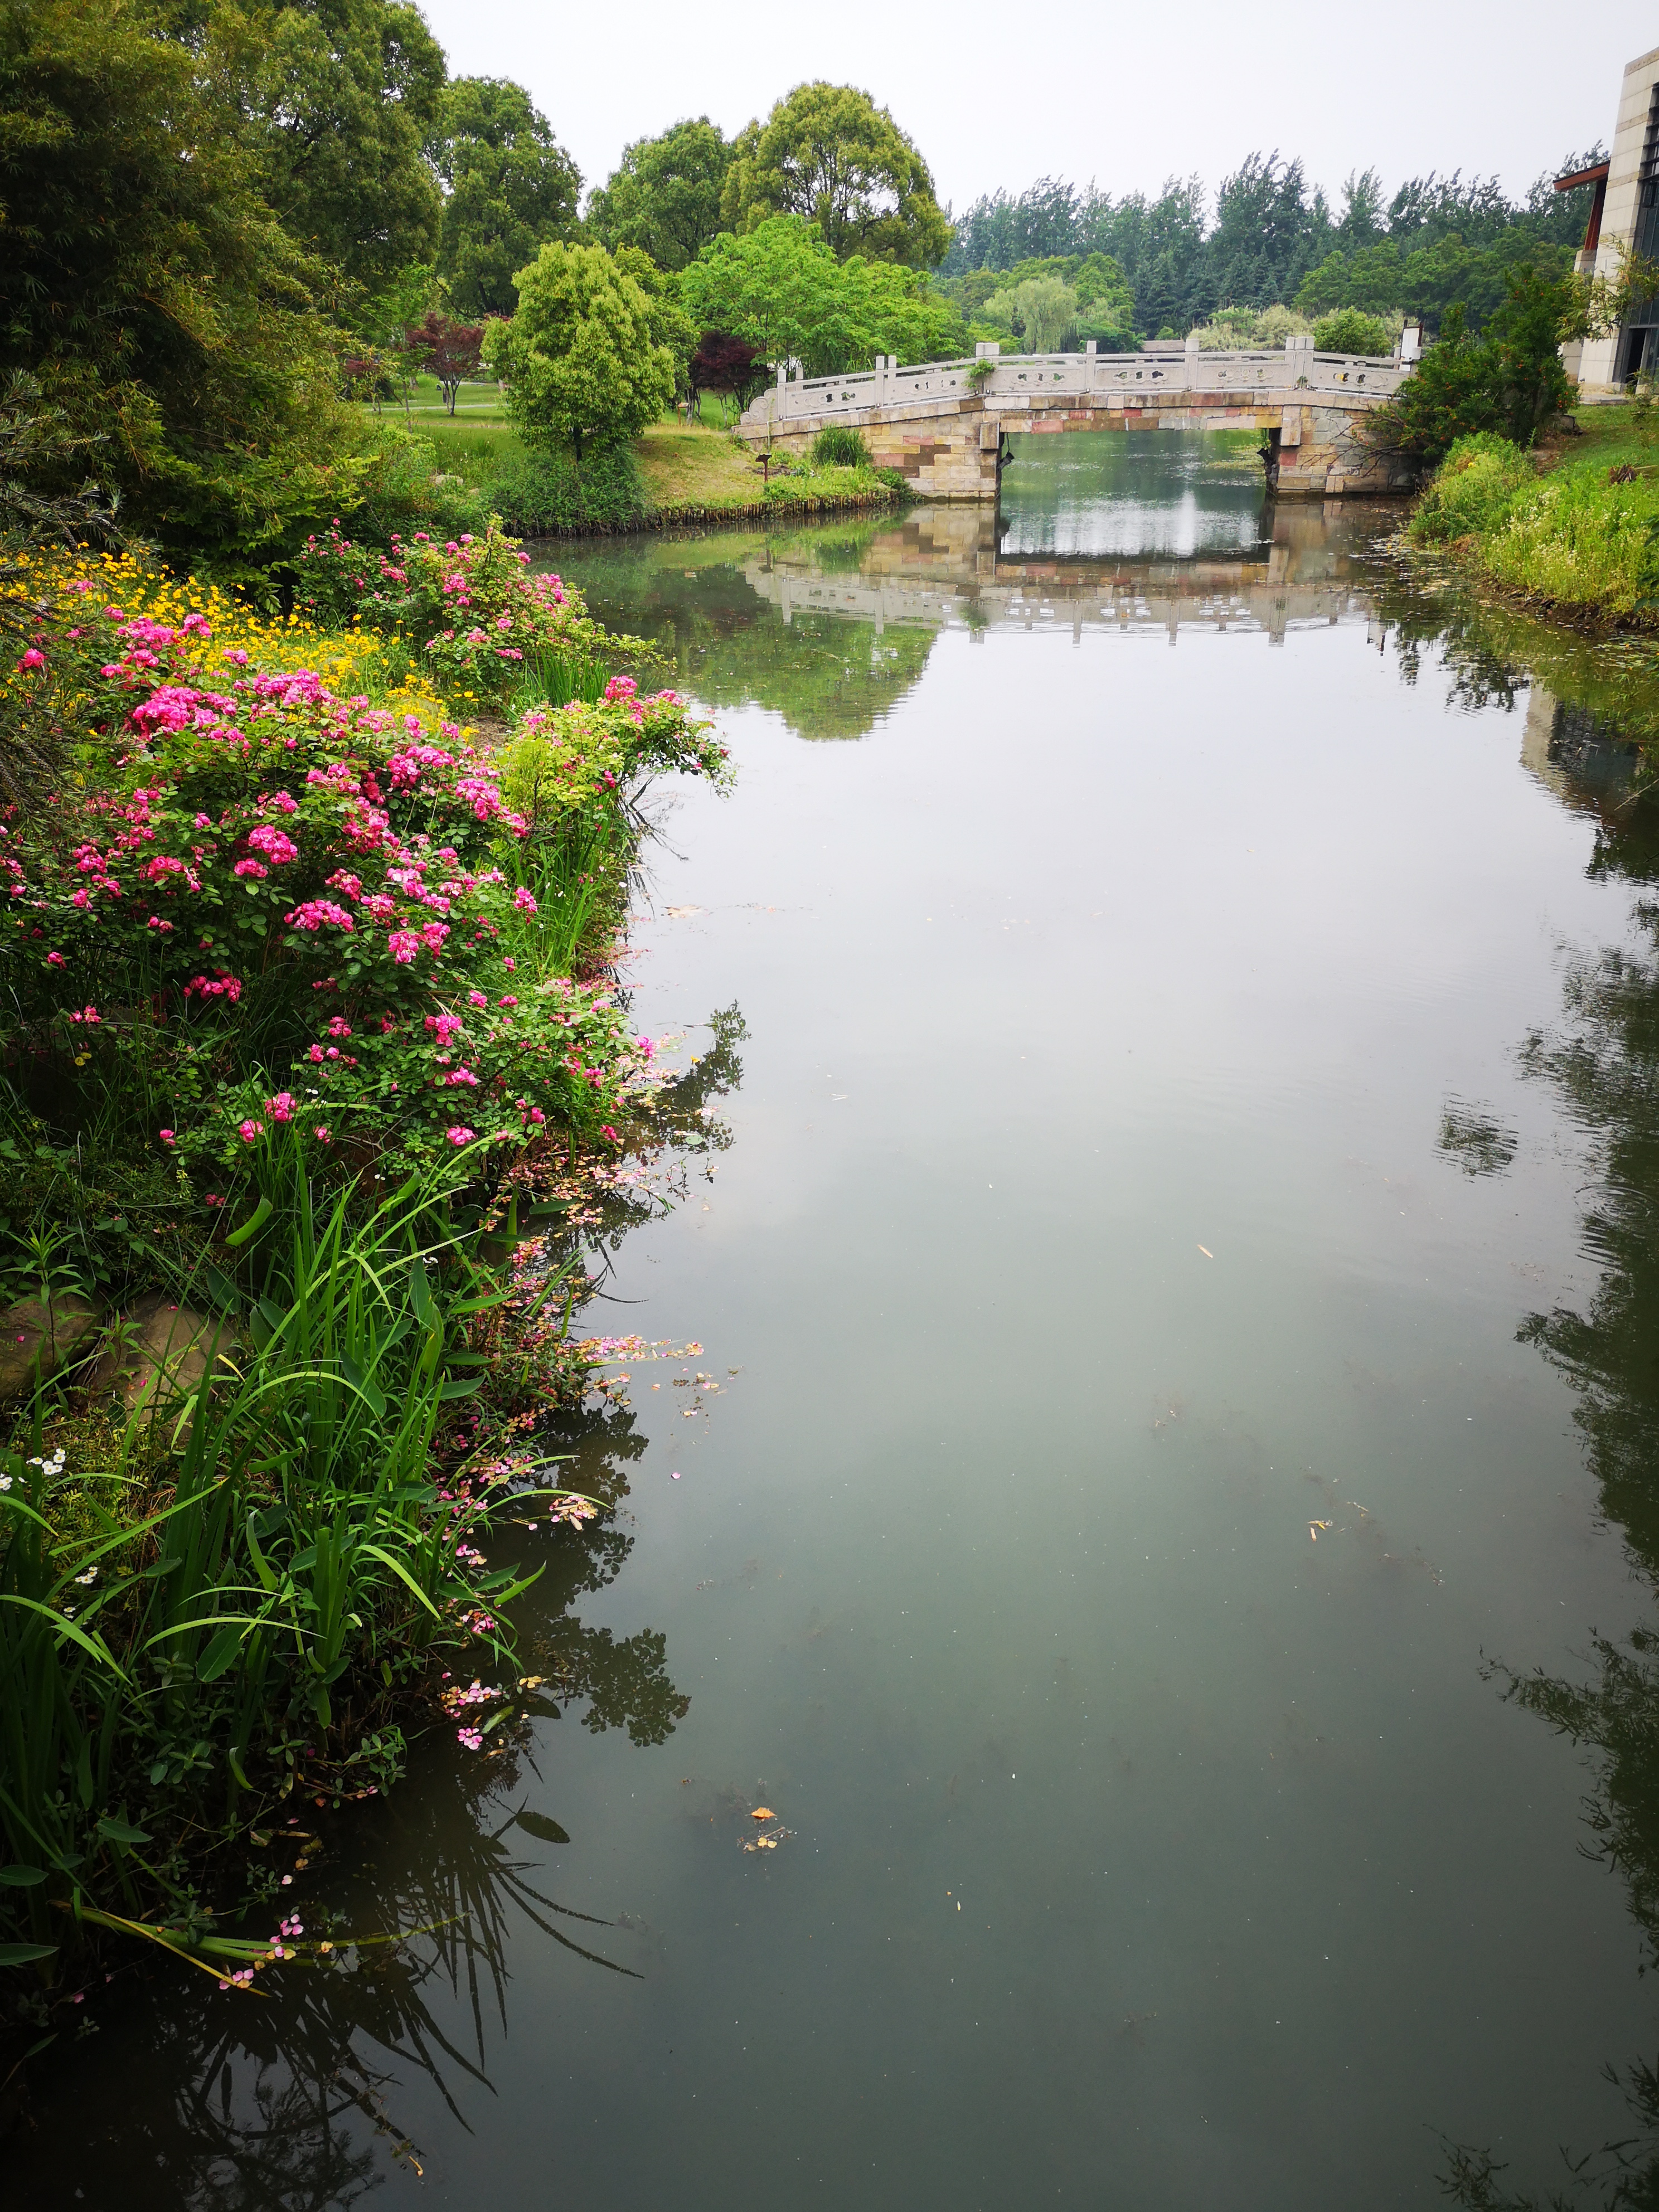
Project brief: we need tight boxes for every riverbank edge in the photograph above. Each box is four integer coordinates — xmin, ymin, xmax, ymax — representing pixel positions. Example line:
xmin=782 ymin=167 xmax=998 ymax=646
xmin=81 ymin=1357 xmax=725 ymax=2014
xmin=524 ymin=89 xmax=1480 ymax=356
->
xmin=1388 ymin=524 xmax=1659 ymax=641
xmin=524 ymin=483 xmax=908 ymax=539
xmin=0 ymin=556 xmax=726 ymax=2070
xmin=1398 ymin=409 xmax=1659 ymax=637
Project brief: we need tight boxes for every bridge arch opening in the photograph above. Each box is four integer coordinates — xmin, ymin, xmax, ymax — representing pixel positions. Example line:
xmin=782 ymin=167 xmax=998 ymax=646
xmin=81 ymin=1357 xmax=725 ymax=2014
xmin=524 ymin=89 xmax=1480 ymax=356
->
xmin=996 ymin=425 xmax=1270 ymax=561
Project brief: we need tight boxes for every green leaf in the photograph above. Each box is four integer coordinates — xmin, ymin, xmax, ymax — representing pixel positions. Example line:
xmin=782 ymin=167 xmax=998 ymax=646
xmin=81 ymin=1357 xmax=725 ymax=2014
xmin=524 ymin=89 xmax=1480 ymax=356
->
xmin=0 ymin=1594 xmax=129 ymax=1676
xmin=438 ymin=1376 xmax=483 ymax=1400
xmin=0 ymin=1865 xmax=47 ymax=1886
xmin=224 ymin=1195 xmax=274 ymax=1249
xmin=357 ymin=1543 xmax=442 ymax=1619
xmin=0 ymin=1943 xmax=58 ymax=1965
xmin=95 ymin=1816 xmax=152 ymax=1846
xmin=515 ymin=1809 xmax=570 ymax=1845
xmin=338 ymin=1354 xmax=386 ymax=1419
xmin=196 ymin=1621 xmax=245 ymax=1682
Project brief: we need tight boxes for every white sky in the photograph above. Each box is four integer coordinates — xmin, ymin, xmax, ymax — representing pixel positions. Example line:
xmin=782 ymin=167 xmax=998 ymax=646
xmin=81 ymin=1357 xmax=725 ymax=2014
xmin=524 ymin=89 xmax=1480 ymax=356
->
xmin=419 ymin=0 xmax=1657 ymax=220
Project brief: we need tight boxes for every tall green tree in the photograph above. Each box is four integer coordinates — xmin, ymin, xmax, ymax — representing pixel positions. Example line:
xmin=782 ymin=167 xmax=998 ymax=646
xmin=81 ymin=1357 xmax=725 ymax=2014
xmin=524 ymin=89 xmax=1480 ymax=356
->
xmin=721 ymin=83 xmax=948 ymax=269
xmin=0 ymin=0 xmax=361 ymax=559
xmin=483 ymin=241 xmax=675 ymax=458
xmin=587 ymin=118 xmax=732 ymax=272
xmin=220 ymin=0 xmax=447 ymax=287
xmin=681 ymin=216 xmax=961 ymax=377
xmin=430 ymin=77 xmax=581 ymax=318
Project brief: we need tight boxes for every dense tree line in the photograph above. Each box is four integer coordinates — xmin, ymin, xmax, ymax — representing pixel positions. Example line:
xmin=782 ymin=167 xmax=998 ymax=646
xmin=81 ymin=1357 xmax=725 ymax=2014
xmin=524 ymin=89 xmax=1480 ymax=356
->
xmin=0 ymin=0 xmax=1627 ymax=564
xmin=942 ymin=154 xmax=1608 ymax=334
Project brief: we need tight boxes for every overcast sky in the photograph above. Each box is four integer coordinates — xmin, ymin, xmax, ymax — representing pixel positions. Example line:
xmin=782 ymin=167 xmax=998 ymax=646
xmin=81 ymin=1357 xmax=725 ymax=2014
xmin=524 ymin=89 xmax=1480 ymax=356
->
xmin=419 ymin=1 xmax=1659 ymax=220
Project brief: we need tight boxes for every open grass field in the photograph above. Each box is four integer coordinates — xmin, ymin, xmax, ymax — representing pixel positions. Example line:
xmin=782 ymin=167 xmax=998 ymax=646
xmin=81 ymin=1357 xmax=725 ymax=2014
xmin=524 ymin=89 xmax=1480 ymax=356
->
xmin=636 ymin=423 xmax=766 ymax=505
xmin=353 ymin=385 xmax=895 ymax=534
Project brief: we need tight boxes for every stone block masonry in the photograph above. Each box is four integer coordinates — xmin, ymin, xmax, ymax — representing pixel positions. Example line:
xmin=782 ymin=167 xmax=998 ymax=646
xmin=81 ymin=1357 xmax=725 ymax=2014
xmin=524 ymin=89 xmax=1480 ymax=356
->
xmin=740 ymin=351 xmax=1418 ymax=501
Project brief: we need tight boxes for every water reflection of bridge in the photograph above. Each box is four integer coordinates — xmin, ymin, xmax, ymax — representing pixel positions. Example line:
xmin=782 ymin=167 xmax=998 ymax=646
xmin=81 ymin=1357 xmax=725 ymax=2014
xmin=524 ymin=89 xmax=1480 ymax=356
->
xmin=743 ymin=501 xmax=1386 ymax=647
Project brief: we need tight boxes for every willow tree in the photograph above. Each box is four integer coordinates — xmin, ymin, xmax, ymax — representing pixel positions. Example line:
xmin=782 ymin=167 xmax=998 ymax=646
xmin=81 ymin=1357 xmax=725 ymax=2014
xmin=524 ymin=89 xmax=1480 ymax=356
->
xmin=982 ymin=277 xmax=1078 ymax=353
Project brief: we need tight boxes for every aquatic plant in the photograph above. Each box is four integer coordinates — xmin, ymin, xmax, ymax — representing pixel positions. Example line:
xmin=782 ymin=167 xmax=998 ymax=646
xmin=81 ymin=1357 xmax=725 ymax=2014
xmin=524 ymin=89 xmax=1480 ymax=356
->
xmin=810 ymin=424 xmax=871 ymax=471
xmin=0 ymin=1151 xmax=592 ymax=1977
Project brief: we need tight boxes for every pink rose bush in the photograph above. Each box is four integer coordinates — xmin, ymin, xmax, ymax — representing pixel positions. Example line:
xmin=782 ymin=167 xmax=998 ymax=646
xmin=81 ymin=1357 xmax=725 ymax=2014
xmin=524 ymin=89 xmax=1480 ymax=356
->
xmin=501 ymin=675 xmax=732 ymax=824
xmin=292 ymin=517 xmax=637 ymax=705
xmin=4 ymin=618 xmax=722 ymax=1187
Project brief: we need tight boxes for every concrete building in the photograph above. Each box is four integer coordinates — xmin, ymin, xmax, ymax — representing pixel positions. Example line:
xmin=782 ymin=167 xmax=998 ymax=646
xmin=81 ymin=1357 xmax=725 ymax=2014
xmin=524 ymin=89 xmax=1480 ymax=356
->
xmin=1561 ymin=44 xmax=1659 ymax=394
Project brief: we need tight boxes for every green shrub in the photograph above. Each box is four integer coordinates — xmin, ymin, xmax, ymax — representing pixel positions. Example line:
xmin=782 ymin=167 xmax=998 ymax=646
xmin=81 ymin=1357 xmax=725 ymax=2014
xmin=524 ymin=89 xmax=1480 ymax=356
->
xmin=811 ymin=425 xmax=871 ymax=470
xmin=1409 ymin=434 xmax=1534 ymax=544
xmin=4 ymin=612 xmax=726 ymax=1186
xmin=1313 ymin=308 xmax=1393 ymax=357
xmin=1477 ymin=465 xmax=1659 ymax=617
xmin=1374 ymin=271 xmax=1576 ymax=464
xmin=0 ymin=1153 xmax=599 ymax=1980
xmin=874 ymin=466 xmax=911 ymax=494
xmin=352 ymin=428 xmax=491 ymax=544
xmin=481 ymin=442 xmax=652 ymax=535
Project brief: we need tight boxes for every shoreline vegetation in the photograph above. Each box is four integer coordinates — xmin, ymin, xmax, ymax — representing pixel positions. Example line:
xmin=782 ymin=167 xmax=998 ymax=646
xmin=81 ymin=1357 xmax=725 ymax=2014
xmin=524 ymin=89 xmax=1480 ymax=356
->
xmin=381 ymin=390 xmax=908 ymax=539
xmin=0 ymin=522 xmax=733 ymax=2045
xmin=1404 ymin=401 xmax=1659 ymax=632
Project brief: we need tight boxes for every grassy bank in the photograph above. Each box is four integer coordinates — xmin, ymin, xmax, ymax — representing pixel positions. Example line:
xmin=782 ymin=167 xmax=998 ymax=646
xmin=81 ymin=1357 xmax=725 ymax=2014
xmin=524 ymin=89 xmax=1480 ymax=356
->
xmin=405 ymin=408 xmax=904 ymax=538
xmin=0 ymin=530 xmax=729 ymax=2015
xmin=1406 ymin=402 xmax=1659 ymax=627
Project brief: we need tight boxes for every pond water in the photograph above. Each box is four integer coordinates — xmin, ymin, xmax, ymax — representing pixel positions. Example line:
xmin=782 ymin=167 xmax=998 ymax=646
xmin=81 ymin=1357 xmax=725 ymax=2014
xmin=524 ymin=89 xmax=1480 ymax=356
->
xmin=26 ymin=436 xmax=1659 ymax=2209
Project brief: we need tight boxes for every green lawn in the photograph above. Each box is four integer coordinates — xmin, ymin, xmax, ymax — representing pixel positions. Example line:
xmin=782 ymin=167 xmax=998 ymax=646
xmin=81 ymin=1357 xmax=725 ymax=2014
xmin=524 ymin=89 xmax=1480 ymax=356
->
xmin=1547 ymin=397 xmax=1659 ymax=474
xmin=395 ymin=371 xmax=510 ymax=424
xmin=351 ymin=386 xmax=890 ymax=528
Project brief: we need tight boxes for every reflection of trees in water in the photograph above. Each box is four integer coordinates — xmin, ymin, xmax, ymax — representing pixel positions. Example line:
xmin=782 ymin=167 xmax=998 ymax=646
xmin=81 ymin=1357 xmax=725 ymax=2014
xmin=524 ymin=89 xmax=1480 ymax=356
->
xmin=686 ymin=605 xmax=937 ymax=741
xmin=1440 ymin=832 xmax=1659 ymax=2204
xmin=522 ymin=1396 xmax=692 ymax=1747
xmin=561 ymin=537 xmax=938 ymax=740
xmin=1371 ymin=561 xmax=1659 ymax=760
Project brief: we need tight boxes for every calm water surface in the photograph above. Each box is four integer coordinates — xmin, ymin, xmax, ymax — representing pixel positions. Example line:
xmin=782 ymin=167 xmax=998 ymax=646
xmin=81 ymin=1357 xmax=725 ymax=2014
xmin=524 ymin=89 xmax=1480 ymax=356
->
xmin=27 ymin=439 xmax=1659 ymax=2209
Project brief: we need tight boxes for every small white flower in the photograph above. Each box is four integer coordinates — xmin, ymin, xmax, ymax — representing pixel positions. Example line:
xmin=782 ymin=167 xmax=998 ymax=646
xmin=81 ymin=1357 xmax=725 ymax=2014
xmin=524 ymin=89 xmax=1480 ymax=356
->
xmin=74 ymin=1568 xmax=97 ymax=1585
xmin=0 ymin=1475 xmax=12 ymax=1493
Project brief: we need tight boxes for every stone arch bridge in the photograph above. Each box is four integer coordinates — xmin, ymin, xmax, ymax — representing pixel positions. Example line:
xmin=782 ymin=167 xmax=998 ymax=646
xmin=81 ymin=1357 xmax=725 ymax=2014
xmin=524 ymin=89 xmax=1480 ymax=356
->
xmin=738 ymin=335 xmax=1417 ymax=502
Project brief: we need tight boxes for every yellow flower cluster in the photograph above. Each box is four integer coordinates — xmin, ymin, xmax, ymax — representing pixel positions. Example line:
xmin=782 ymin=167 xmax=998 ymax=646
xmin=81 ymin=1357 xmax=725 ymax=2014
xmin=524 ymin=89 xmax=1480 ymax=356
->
xmin=5 ymin=546 xmax=448 ymax=732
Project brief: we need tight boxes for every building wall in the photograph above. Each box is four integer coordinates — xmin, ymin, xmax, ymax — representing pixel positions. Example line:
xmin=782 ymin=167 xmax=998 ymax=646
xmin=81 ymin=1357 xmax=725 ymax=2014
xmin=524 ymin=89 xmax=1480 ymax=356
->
xmin=1575 ymin=45 xmax=1659 ymax=395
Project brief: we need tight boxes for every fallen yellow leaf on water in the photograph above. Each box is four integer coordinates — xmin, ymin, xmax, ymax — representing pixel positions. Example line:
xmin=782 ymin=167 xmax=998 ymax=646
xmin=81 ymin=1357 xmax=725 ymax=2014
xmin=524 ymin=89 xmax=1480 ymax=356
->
xmin=751 ymin=1807 xmax=775 ymax=1821
xmin=756 ymin=1836 xmax=778 ymax=1849
xmin=1197 ymin=1245 xmax=1214 ymax=1259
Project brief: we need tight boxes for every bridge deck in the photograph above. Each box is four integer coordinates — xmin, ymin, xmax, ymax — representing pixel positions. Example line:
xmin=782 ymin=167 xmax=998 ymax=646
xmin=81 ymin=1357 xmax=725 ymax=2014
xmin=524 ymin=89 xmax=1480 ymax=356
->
xmin=744 ymin=345 xmax=1407 ymax=428
xmin=737 ymin=341 xmax=1417 ymax=502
